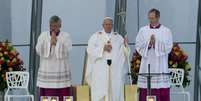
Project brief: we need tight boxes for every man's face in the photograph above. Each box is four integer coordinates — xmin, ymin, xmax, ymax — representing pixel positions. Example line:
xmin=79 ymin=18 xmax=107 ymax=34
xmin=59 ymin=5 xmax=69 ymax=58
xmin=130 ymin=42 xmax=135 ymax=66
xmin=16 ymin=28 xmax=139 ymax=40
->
xmin=50 ymin=22 xmax=61 ymax=33
xmin=103 ymin=20 xmax=113 ymax=33
xmin=148 ymin=12 xmax=159 ymax=24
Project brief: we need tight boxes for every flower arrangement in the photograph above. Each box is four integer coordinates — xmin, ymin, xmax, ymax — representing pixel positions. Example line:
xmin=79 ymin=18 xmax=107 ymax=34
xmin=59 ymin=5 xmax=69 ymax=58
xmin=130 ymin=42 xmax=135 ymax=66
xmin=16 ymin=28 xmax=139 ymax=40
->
xmin=131 ymin=43 xmax=191 ymax=88
xmin=0 ymin=40 xmax=25 ymax=91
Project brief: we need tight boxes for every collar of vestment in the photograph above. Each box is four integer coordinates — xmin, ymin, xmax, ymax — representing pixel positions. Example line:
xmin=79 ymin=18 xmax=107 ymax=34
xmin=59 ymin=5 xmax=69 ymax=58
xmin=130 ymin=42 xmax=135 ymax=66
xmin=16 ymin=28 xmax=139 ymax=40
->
xmin=97 ymin=30 xmax=118 ymax=43
xmin=150 ymin=23 xmax=161 ymax=29
xmin=50 ymin=31 xmax=60 ymax=36
xmin=98 ymin=30 xmax=118 ymax=35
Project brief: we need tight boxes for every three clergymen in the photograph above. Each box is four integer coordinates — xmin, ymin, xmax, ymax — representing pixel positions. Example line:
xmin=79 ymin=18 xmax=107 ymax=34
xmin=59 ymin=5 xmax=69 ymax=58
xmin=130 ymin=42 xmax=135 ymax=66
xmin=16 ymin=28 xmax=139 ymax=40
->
xmin=36 ymin=8 xmax=173 ymax=101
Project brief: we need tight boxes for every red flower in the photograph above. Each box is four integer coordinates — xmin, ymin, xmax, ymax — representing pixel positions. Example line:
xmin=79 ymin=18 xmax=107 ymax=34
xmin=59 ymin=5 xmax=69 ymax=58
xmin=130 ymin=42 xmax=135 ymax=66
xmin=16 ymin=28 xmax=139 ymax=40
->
xmin=8 ymin=61 xmax=14 ymax=67
xmin=0 ymin=41 xmax=25 ymax=91
xmin=0 ymin=60 xmax=3 ymax=65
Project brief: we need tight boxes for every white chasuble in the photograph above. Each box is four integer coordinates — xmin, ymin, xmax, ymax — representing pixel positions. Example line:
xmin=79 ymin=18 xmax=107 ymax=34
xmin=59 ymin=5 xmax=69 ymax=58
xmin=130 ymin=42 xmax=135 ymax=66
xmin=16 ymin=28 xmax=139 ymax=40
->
xmin=85 ymin=30 xmax=128 ymax=101
xmin=136 ymin=25 xmax=173 ymax=89
xmin=36 ymin=31 xmax=72 ymax=88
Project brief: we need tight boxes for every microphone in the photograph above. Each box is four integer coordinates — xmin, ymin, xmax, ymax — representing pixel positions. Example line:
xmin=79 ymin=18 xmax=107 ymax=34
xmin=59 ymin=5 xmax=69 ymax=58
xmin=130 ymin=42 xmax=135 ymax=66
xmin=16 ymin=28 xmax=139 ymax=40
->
xmin=107 ymin=59 xmax=112 ymax=66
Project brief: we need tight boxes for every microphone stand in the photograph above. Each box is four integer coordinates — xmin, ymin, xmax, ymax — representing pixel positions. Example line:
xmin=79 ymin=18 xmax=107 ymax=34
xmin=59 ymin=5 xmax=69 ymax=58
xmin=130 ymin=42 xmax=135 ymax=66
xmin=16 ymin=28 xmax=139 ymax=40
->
xmin=137 ymin=64 xmax=170 ymax=101
xmin=107 ymin=59 xmax=112 ymax=101
xmin=147 ymin=64 xmax=151 ymax=96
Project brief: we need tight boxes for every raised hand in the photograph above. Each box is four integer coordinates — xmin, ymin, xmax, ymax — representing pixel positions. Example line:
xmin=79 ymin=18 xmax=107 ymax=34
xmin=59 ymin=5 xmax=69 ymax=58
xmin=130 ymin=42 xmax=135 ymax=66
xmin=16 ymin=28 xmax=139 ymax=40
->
xmin=124 ymin=35 xmax=128 ymax=46
xmin=149 ymin=34 xmax=155 ymax=49
xmin=104 ymin=41 xmax=112 ymax=52
xmin=51 ymin=31 xmax=57 ymax=46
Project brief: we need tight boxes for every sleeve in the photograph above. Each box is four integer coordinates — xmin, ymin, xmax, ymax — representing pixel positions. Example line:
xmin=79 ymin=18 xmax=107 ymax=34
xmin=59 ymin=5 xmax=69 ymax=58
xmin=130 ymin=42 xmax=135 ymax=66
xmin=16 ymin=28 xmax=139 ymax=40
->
xmin=154 ymin=29 xmax=173 ymax=56
xmin=135 ymin=28 xmax=150 ymax=57
xmin=87 ymin=33 xmax=104 ymax=62
xmin=84 ymin=53 xmax=93 ymax=86
xmin=35 ymin=32 xmax=51 ymax=58
xmin=85 ymin=33 xmax=105 ymax=86
xmin=55 ymin=33 xmax=72 ymax=59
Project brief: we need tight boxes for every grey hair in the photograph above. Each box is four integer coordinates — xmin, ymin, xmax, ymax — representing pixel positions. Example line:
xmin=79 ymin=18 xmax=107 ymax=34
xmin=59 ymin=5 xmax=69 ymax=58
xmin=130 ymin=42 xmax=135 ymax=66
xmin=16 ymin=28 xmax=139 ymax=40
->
xmin=49 ymin=15 xmax=62 ymax=24
xmin=103 ymin=17 xmax=113 ymax=24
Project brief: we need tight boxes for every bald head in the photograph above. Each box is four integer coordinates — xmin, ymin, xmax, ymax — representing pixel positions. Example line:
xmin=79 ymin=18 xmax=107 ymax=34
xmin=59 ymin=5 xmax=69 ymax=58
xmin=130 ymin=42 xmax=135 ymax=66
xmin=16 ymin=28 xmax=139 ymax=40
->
xmin=102 ymin=17 xmax=113 ymax=33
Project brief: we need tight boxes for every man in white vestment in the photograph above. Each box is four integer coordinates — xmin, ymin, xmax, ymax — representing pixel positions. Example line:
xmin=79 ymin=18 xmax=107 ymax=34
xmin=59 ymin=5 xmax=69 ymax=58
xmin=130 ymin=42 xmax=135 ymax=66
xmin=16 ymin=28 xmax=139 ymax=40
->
xmin=85 ymin=17 xmax=129 ymax=101
xmin=36 ymin=15 xmax=72 ymax=101
xmin=136 ymin=9 xmax=173 ymax=101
